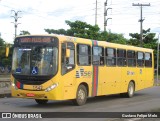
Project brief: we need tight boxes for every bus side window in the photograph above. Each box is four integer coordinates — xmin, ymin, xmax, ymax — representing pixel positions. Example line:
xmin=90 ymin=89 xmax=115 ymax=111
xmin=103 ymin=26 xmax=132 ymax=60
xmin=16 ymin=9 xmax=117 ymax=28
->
xmin=127 ymin=50 xmax=136 ymax=67
xmin=117 ymin=49 xmax=126 ymax=66
xmin=145 ymin=53 xmax=152 ymax=67
xmin=137 ymin=52 xmax=144 ymax=67
xmin=77 ymin=44 xmax=91 ymax=66
xmin=106 ymin=48 xmax=116 ymax=66
xmin=61 ymin=42 xmax=75 ymax=75
xmin=92 ymin=46 xmax=104 ymax=65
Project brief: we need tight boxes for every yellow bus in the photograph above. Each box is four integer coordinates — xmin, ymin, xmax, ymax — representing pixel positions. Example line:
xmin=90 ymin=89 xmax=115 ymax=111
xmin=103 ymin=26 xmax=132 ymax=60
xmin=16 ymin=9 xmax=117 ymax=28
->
xmin=11 ymin=35 xmax=154 ymax=105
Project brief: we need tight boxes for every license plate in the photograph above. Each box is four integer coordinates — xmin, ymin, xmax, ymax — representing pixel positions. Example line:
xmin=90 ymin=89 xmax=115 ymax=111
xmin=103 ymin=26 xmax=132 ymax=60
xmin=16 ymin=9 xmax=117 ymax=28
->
xmin=33 ymin=85 xmax=42 ymax=91
xmin=26 ymin=93 xmax=35 ymax=97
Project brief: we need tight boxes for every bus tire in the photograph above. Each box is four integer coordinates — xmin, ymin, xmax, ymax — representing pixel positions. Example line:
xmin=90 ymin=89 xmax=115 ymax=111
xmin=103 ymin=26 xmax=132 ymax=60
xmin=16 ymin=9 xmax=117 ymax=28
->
xmin=72 ymin=85 xmax=87 ymax=106
xmin=35 ymin=99 xmax=48 ymax=105
xmin=120 ymin=81 xmax=135 ymax=98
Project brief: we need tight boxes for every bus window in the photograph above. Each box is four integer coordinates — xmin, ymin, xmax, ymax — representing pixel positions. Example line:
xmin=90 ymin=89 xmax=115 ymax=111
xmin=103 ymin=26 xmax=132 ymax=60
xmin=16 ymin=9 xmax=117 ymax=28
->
xmin=106 ymin=48 xmax=116 ymax=66
xmin=117 ymin=49 xmax=126 ymax=66
xmin=137 ymin=52 xmax=144 ymax=67
xmin=127 ymin=50 xmax=136 ymax=67
xmin=145 ymin=53 xmax=152 ymax=67
xmin=77 ymin=44 xmax=91 ymax=66
xmin=92 ymin=46 xmax=104 ymax=65
xmin=61 ymin=42 xmax=75 ymax=75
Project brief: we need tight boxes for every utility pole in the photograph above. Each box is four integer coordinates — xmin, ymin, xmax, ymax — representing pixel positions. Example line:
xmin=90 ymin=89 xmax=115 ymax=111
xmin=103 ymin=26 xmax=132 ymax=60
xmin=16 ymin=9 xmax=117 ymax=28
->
xmin=95 ymin=0 xmax=97 ymax=25
xmin=104 ymin=0 xmax=112 ymax=31
xmin=11 ymin=10 xmax=21 ymax=38
xmin=132 ymin=3 xmax=150 ymax=47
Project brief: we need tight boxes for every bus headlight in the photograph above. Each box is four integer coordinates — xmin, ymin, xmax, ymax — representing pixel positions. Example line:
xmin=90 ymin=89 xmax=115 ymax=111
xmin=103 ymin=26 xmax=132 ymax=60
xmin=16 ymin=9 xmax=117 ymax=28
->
xmin=45 ymin=83 xmax=58 ymax=92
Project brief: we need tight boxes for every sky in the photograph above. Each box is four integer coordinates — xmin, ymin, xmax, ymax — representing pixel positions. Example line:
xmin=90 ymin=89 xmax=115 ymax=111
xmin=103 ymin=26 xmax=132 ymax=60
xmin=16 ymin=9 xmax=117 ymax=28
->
xmin=0 ymin=0 xmax=160 ymax=44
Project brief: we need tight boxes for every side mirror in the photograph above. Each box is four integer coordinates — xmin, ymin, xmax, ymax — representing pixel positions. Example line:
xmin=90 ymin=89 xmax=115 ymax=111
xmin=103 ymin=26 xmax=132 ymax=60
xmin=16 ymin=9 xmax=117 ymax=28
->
xmin=66 ymin=49 xmax=70 ymax=58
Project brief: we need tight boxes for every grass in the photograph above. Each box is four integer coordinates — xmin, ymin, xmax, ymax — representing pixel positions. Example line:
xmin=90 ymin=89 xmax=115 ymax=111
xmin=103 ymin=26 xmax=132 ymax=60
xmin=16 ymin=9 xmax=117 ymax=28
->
xmin=151 ymin=108 xmax=160 ymax=112
xmin=154 ymin=75 xmax=160 ymax=86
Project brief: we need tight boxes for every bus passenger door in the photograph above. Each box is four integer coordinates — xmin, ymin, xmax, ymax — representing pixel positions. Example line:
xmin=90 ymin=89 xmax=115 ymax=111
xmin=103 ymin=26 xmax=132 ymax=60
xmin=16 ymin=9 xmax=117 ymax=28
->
xmin=61 ymin=42 xmax=76 ymax=99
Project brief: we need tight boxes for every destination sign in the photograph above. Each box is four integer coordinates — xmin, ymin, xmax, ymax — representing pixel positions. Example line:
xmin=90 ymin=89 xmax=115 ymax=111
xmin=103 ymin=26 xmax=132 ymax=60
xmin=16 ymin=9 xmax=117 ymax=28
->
xmin=14 ymin=36 xmax=58 ymax=47
xmin=19 ymin=37 xmax=52 ymax=43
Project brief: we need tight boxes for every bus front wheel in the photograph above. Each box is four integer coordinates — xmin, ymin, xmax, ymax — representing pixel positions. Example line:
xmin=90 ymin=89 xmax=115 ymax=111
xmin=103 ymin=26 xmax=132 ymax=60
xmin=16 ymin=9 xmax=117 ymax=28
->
xmin=35 ymin=99 xmax=48 ymax=105
xmin=72 ymin=85 xmax=87 ymax=106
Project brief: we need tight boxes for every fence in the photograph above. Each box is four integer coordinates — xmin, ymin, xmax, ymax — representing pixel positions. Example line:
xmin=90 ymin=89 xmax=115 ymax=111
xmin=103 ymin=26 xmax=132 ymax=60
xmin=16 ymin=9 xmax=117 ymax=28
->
xmin=0 ymin=77 xmax=11 ymax=97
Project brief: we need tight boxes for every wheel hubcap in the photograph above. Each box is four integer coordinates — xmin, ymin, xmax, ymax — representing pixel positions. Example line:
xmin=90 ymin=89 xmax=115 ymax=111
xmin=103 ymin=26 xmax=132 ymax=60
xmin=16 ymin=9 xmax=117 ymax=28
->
xmin=129 ymin=85 xmax=134 ymax=95
xmin=78 ymin=89 xmax=85 ymax=100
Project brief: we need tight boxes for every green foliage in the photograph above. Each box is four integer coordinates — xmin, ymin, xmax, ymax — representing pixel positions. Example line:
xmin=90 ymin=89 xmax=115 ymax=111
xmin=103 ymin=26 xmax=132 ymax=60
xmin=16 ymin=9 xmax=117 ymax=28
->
xmin=0 ymin=45 xmax=13 ymax=66
xmin=44 ymin=20 xmax=127 ymax=44
xmin=0 ymin=37 xmax=5 ymax=46
xmin=0 ymin=37 xmax=5 ymax=59
xmin=44 ymin=29 xmax=67 ymax=35
xmin=44 ymin=21 xmax=158 ymax=71
xmin=0 ymin=37 xmax=13 ymax=66
xmin=65 ymin=20 xmax=100 ymax=40
xmin=45 ymin=20 xmax=101 ymax=40
xmin=98 ymin=31 xmax=127 ymax=44
xmin=128 ymin=28 xmax=157 ymax=49
xmin=19 ymin=30 xmax=30 ymax=35
xmin=128 ymin=28 xmax=158 ymax=70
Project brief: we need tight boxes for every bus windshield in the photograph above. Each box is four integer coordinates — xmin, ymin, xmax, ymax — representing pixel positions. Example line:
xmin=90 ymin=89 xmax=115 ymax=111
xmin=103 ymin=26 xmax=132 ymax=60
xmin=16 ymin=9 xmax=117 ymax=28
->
xmin=12 ymin=46 xmax=58 ymax=76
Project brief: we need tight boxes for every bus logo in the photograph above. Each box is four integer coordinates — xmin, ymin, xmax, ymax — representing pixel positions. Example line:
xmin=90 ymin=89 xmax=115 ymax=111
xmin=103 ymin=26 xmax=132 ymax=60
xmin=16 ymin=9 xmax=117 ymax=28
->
xmin=76 ymin=68 xmax=92 ymax=78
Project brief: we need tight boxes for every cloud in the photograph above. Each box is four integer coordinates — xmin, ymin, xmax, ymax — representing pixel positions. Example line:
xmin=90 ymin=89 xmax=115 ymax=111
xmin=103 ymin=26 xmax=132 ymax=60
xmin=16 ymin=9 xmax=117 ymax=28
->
xmin=47 ymin=7 xmax=74 ymax=17
xmin=0 ymin=13 xmax=10 ymax=19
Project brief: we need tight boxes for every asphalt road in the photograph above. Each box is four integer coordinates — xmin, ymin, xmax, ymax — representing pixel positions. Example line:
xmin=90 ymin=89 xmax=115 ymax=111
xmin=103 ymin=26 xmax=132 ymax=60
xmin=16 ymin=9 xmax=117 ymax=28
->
xmin=0 ymin=86 xmax=160 ymax=121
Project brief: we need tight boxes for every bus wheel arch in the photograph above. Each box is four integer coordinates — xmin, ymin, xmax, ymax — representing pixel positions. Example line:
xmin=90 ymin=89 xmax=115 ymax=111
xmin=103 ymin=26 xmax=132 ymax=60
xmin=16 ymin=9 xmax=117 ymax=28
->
xmin=72 ymin=83 xmax=88 ymax=106
xmin=80 ymin=82 xmax=89 ymax=96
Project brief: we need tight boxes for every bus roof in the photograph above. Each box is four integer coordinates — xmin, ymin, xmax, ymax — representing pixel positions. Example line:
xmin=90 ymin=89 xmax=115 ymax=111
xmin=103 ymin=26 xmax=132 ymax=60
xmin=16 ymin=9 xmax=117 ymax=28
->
xmin=15 ymin=34 xmax=153 ymax=52
xmin=56 ymin=34 xmax=153 ymax=53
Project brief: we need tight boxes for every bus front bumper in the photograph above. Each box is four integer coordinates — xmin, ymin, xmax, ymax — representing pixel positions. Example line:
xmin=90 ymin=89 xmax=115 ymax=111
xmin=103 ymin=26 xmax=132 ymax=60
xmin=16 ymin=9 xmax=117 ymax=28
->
xmin=11 ymin=88 xmax=62 ymax=100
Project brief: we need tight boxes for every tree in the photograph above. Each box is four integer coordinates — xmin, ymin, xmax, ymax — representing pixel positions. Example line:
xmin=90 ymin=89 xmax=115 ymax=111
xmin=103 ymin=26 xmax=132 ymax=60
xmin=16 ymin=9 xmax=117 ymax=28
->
xmin=19 ymin=30 xmax=30 ymax=35
xmin=45 ymin=29 xmax=67 ymax=35
xmin=128 ymin=28 xmax=158 ymax=71
xmin=128 ymin=28 xmax=157 ymax=49
xmin=98 ymin=31 xmax=127 ymax=44
xmin=0 ymin=37 xmax=5 ymax=46
xmin=0 ymin=37 xmax=5 ymax=59
xmin=44 ymin=20 xmax=127 ymax=44
xmin=0 ymin=37 xmax=12 ymax=67
xmin=65 ymin=20 xmax=100 ymax=40
xmin=45 ymin=20 xmax=101 ymax=40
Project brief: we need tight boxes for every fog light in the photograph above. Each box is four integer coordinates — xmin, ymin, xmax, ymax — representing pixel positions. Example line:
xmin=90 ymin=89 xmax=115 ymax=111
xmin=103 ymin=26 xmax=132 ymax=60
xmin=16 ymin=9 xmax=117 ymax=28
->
xmin=12 ymin=83 xmax=18 ymax=90
xmin=12 ymin=83 xmax=15 ymax=87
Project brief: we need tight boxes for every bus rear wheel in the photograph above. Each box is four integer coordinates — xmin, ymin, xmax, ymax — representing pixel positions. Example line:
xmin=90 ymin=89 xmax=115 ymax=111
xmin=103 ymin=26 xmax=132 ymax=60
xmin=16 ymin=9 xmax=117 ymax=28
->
xmin=120 ymin=81 xmax=135 ymax=98
xmin=72 ymin=85 xmax=87 ymax=106
xmin=35 ymin=99 xmax=48 ymax=105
